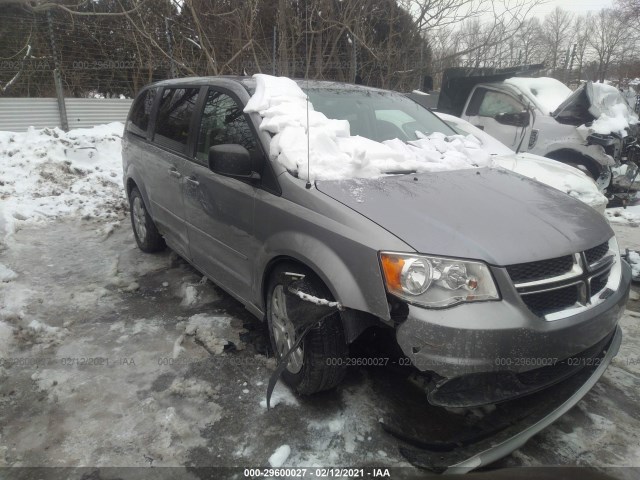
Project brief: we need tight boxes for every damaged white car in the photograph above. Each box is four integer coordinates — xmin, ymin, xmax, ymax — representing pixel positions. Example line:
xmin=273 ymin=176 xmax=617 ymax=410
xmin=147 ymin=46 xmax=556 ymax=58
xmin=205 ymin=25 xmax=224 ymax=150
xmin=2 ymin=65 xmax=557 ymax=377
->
xmin=434 ymin=111 xmax=609 ymax=214
xmin=436 ymin=67 xmax=640 ymax=201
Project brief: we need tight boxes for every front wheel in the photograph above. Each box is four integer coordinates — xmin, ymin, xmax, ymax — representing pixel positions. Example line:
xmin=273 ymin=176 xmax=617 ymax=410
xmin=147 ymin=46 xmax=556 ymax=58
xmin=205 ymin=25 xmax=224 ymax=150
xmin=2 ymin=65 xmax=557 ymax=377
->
xmin=266 ymin=264 xmax=348 ymax=395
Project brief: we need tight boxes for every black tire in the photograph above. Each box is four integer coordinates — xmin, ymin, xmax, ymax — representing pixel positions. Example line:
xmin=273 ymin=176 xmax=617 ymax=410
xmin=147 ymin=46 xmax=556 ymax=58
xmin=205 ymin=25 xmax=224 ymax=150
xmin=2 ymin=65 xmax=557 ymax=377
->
xmin=266 ymin=263 xmax=348 ymax=395
xmin=129 ymin=187 xmax=165 ymax=253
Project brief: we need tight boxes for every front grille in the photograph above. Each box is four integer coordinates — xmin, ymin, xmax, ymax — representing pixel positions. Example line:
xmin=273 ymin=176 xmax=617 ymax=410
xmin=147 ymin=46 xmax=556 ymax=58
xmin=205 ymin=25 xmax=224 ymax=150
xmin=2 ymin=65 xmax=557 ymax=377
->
xmin=506 ymin=255 xmax=574 ymax=284
xmin=591 ymin=271 xmax=609 ymax=296
xmin=585 ymin=242 xmax=608 ymax=266
xmin=521 ymin=285 xmax=579 ymax=316
xmin=507 ymin=238 xmax=616 ymax=318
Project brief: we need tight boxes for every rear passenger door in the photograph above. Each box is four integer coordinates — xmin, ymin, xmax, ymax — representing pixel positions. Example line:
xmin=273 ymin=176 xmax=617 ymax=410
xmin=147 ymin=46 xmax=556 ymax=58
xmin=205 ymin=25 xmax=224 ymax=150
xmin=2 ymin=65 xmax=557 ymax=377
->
xmin=182 ymin=88 xmax=260 ymax=299
xmin=146 ymin=87 xmax=200 ymax=259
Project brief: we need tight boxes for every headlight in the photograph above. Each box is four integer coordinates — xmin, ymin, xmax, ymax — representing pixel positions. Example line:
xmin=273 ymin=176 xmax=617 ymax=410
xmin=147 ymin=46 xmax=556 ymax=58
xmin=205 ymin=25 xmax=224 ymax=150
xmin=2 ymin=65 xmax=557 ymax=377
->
xmin=380 ymin=252 xmax=500 ymax=308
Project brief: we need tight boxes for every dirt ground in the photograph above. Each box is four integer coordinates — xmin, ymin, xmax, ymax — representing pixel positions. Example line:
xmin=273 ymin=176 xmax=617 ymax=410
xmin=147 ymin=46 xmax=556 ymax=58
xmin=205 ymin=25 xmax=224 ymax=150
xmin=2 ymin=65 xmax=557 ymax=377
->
xmin=0 ymin=217 xmax=639 ymax=478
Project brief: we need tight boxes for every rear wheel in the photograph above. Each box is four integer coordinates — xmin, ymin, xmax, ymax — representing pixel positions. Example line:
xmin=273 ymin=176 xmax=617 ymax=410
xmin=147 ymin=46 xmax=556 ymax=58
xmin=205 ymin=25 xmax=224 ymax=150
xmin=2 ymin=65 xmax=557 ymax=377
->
xmin=266 ymin=264 xmax=348 ymax=395
xmin=129 ymin=187 xmax=165 ymax=253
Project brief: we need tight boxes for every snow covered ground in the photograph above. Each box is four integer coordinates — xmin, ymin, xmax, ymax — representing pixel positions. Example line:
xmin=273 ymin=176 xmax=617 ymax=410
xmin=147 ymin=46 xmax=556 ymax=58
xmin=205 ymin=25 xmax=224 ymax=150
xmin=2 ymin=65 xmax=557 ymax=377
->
xmin=1 ymin=122 xmax=640 ymax=475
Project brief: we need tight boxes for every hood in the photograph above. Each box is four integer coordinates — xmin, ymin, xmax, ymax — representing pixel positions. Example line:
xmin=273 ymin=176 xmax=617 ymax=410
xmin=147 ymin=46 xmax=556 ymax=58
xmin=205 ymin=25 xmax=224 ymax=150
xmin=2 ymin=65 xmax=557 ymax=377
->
xmin=316 ymin=168 xmax=612 ymax=266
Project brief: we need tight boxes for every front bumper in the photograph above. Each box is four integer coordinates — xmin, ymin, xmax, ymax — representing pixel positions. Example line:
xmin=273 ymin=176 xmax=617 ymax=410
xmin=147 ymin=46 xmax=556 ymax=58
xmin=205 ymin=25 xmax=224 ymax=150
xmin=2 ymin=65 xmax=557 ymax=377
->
xmin=395 ymin=260 xmax=630 ymax=382
xmin=390 ymin=325 xmax=622 ymax=473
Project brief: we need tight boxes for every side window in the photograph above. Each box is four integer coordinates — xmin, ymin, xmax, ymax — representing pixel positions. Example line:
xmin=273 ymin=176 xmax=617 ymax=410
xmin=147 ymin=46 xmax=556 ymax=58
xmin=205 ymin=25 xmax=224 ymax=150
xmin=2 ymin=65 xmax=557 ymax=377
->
xmin=196 ymin=90 xmax=257 ymax=164
xmin=154 ymin=87 xmax=199 ymax=154
xmin=128 ymin=88 xmax=156 ymax=137
xmin=478 ymin=91 xmax=523 ymax=117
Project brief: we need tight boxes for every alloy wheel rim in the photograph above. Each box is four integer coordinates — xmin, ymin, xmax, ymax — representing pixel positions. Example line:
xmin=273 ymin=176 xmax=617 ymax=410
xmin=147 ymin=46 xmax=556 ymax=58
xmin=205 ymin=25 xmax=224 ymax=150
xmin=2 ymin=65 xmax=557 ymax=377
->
xmin=132 ymin=197 xmax=147 ymax=242
xmin=271 ymin=284 xmax=304 ymax=374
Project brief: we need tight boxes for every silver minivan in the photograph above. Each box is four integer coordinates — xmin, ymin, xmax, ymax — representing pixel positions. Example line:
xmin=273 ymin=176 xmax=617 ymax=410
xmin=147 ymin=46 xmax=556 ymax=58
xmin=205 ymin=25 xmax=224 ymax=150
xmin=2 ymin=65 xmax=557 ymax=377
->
xmin=122 ymin=76 xmax=630 ymax=410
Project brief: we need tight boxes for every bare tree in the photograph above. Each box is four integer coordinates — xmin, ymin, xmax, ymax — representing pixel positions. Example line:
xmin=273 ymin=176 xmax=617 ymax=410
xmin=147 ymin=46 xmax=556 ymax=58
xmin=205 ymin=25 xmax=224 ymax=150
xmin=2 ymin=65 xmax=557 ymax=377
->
xmin=515 ymin=17 xmax=544 ymax=65
xmin=588 ymin=8 xmax=628 ymax=81
xmin=571 ymin=14 xmax=591 ymax=82
xmin=540 ymin=6 xmax=573 ymax=72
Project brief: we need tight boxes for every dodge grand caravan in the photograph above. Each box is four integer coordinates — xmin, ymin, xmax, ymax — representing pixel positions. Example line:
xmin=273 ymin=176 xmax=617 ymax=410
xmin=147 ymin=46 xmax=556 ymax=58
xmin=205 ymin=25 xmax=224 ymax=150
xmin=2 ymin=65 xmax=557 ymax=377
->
xmin=122 ymin=75 xmax=630 ymax=410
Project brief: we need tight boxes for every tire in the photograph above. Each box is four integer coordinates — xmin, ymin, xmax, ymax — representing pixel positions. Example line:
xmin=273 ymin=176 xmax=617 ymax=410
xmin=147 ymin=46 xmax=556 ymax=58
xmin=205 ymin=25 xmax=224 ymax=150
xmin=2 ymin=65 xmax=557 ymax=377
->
xmin=129 ymin=187 xmax=165 ymax=253
xmin=266 ymin=263 xmax=348 ymax=395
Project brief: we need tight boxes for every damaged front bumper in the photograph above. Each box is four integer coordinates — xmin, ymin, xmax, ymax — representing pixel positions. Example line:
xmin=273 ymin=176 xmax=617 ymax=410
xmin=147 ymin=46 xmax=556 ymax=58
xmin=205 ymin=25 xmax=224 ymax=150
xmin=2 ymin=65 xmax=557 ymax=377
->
xmin=384 ymin=325 xmax=622 ymax=473
xmin=394 ymin=260 xmax=630 ymax=406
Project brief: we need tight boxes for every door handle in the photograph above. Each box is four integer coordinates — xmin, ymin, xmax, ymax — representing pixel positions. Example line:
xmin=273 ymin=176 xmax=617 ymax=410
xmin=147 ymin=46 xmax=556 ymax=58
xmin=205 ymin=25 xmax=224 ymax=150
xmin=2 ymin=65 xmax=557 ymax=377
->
xmin=168 ymin=168 xmax=182 ymax=179
xmin=474 ymin=125 xmax=485 ymax=130
xmin=186 ymin=177 xmax=200 ymax=186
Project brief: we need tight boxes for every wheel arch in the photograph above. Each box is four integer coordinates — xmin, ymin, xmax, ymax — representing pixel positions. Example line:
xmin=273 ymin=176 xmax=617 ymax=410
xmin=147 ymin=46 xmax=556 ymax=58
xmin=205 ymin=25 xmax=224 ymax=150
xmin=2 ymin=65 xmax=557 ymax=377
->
xmin=261 ymin=255 xmax=381 ymax=344
xmin=545 ymin=148 xmax=604 ymax=178
xmin=124 ymin=166 xmax=153 ymax=214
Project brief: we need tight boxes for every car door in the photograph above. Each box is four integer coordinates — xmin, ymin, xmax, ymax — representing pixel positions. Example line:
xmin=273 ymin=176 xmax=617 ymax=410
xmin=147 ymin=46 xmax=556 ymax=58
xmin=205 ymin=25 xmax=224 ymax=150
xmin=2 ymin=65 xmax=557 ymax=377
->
xmin=463 ymin=87 xmax=529 ymax=149
xmin=145 ymin=87 xmax=200 ymax=259
xmin=182 ymin=87 xmax=260 ymax=298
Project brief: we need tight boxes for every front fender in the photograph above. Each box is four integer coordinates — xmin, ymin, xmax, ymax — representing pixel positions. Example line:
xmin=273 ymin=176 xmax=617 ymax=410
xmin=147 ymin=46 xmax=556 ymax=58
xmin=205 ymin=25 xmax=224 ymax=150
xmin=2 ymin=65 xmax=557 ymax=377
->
xmin=254 ymin=230 xmax=392 ymax=322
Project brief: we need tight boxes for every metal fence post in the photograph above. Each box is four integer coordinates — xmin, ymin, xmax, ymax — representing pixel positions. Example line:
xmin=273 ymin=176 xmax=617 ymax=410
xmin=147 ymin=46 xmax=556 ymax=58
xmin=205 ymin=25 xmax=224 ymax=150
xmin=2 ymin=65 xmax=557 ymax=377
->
xmin=47 ymin=11 xmax=68 ymax=131
xmin=53 ymin=69 xmax=68 ymax=131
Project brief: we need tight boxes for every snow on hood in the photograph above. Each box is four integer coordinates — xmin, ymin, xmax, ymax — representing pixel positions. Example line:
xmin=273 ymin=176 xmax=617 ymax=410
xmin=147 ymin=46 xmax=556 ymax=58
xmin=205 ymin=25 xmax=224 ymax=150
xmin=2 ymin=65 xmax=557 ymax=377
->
xmin=587 ymin=82 xmax=639 ymax=136
xmin=504 ymin=77 xmax=572 ymax=114
xmin=0 ymin=122 xmax=126 ymax=243
xmin=435 ymin=112 xmax=607 ymax=213
xmin=243 ymin=74 xmax=492 ymax=181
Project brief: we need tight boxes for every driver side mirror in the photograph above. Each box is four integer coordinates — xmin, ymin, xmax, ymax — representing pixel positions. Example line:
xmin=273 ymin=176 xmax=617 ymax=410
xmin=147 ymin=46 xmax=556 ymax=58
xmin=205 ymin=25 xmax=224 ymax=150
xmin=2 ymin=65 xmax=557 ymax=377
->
xmin=208 ymin=144 xmax=260 ymax=181
xmin=494 ymin=111 xmax=530 ymax=128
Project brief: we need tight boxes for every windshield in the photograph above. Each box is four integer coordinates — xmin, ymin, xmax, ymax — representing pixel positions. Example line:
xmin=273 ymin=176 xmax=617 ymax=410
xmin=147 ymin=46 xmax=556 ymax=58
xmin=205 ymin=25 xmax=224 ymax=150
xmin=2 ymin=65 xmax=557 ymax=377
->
xmin=306 ymin=88 xmax=456 ymax=142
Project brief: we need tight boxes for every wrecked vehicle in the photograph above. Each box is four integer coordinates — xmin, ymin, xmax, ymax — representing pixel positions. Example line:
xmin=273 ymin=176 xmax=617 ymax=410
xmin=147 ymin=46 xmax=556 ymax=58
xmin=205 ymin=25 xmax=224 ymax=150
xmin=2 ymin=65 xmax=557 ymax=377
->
xmin=434 ymin=111 xmax=609 ymax=214
xmin=437 ymin=66 xmax=640 ymax=201
xmin=122 ymin=74 xmax=630 ymax=470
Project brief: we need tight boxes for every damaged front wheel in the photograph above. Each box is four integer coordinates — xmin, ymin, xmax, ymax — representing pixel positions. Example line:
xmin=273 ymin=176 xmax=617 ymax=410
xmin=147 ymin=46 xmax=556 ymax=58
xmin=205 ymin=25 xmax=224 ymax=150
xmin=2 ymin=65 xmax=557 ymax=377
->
xmin=266 ymin=264 xmax=348 ymax=395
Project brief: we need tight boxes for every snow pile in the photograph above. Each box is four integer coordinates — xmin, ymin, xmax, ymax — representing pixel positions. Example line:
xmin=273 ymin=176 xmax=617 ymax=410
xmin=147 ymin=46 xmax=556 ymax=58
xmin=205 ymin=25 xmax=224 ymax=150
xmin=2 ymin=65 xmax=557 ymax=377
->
xmin=628 ymin=251 xmax=640 ymax=278
xmin=169 ymin=378 xmax=218 ymax=400
xmin=505 ymin=77 xmax=572 ymax=114
xmin=259 ymin=382 xmax=299 ymax=409
xmin=0 ymin=122 xmax=126 ymax=243
xmin=183 ymin=313 xmax=245 ymax=354
xmin=268 ymin=445 xmax=291 ymax=467
xmin=244 ymin=74 xmax=493 ymax=181
xmin=177 ymin=277 xmax=219 ymax=308
xmin=0 ymin=263 xmax=17 ymax=282
xmin=589 ymin=82 xmax=639 ymax=136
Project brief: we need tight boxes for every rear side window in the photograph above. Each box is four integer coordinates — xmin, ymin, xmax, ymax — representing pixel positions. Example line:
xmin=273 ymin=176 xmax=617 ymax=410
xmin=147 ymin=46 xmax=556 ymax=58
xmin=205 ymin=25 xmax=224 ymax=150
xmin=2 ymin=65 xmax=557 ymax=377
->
xmin=128 ymin=88 xmax=156 ymax=137
xmin=154 ymin=88 xmax=200 ymax=154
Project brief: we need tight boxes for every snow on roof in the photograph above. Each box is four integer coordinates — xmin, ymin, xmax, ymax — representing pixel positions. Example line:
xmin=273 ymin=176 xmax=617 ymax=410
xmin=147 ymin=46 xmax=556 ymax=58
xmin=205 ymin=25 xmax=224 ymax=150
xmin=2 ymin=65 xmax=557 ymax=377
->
xmin=504 ymin=77 xmax=572 ymax=114
xmin=243 ymin=74 xmax=492 ymax=181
